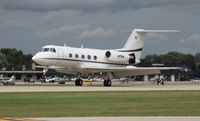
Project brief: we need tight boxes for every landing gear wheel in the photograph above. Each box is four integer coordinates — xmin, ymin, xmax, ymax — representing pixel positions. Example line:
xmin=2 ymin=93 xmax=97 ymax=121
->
xmin=104 ymin=80 xmax=112 ymax=87
xmin=75 ymin=79 xmax=83 ymax=86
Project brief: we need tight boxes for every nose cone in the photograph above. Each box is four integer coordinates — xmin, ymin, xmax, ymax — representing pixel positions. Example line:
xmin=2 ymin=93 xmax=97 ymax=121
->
xmin=32 ymin=53 xmax=47 ymax=65
xmin=32 ymin=55 xmax=36 ymax=61
xmin=32 ymin=54 xmax=39 ymax=63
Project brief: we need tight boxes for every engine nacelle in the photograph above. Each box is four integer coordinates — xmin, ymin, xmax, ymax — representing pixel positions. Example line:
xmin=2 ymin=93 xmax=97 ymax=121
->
xmin=105 ymin=51 xmax=136 ymax=64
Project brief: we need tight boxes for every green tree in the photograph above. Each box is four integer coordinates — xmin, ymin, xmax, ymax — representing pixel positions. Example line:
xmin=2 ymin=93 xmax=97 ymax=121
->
xmin=140 ymin=51 xmax=195 ymax=70
xmin=0 ymin=52 xmax=8 ymax=69
xmin=194 ymin=52 xmax=200 ymax=74
xmin=0 ymin=48 xmax=33 ymax=70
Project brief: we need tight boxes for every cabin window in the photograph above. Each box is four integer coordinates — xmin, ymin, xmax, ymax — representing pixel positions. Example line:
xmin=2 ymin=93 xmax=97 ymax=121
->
xmin=94 ymin=55 xmax=97 ymax=60
xmin=75 ymin=54 xmax=79 ymax=58
xmin=69 ymin=53 xmax=72 ymax=58
xmin=81 ymin=55 xmax=85 ymax=59
xmin=87 ymin=55 xmax=91 ymax=60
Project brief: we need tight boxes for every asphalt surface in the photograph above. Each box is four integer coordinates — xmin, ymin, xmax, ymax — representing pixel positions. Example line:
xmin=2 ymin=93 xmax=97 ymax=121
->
xmin=1 ymin=117 xmax=200 ymax=121
xmin=31 ymin=117 xmax=200 ymax=121
xmin=0 ymin=81 xmax=200 ymax=92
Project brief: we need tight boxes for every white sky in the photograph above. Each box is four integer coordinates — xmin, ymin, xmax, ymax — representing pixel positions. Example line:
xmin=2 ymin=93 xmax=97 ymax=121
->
xmin=0 ymin=0 xmax=200 ymax=57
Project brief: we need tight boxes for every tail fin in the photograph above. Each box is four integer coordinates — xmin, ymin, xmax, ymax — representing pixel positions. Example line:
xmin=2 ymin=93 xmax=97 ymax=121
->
xmin=119 ymin=29 xmax=179 ymax=61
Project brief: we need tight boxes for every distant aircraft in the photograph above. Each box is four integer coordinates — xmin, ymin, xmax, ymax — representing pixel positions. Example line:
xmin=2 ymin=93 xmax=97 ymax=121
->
xmin=32 ymin=29 xmax=179 ymax=86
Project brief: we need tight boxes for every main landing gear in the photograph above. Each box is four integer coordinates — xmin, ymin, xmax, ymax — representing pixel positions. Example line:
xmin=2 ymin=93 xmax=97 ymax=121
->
xmin=75 ymin=78 xmax=112 ymax=87
xmin=74 ymin=72 xmax=113 ymax=87
xmin=75 ymin=78 xmax=83 ymax=86
xmin=104 ymin=79 xmax=112 ymax=87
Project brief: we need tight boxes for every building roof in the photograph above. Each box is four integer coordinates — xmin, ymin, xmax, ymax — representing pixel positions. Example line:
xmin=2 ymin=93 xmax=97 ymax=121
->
xmin=0 ymin=71 xmax=43 ymax=74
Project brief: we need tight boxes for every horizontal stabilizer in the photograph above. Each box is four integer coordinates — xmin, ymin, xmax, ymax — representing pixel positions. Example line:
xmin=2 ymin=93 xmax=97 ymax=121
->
xmin=135 ymin=29 xmax=180 ymax=33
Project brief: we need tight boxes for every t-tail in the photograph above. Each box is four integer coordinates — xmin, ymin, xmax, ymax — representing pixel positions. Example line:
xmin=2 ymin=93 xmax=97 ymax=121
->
xmin=118 ymin=29 xmax=179 ymax=63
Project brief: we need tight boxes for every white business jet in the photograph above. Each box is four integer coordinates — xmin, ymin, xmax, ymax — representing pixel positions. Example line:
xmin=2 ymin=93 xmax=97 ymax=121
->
xmin=32 ymin=29 xmax=179 ymax=86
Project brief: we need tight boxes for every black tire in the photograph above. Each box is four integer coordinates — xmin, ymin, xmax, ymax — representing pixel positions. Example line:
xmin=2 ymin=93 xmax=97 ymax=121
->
xmin=107 ymin=80 xmax=112 ymax=86
xmin=104 ymin=80 xmax=112 ymax=87
xmin=75 ymin=79 xmax=83 ymax=86
xmin=104 ymin=80 xmax=107 ymax=86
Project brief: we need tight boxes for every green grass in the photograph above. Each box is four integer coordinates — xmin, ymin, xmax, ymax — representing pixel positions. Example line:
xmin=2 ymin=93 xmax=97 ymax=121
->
xmin=0 ymin=91 xmax=200 ymax=117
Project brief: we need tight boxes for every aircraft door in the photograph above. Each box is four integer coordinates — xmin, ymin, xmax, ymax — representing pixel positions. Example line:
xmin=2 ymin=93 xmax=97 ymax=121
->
xmin=58 ymin=48 xmax=64 ymax=58
xmin=57 ymin=48 xmax=64 ymax=65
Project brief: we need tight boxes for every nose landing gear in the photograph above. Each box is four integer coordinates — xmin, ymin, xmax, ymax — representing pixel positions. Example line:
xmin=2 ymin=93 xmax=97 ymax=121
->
xmin=75 ymin=78 xmax=83 ymax=86
xmin=104 ymin=79 xmax=112 ymax=87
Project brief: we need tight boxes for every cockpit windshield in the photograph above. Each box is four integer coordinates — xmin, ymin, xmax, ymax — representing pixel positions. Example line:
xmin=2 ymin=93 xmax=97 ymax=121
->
xmin=43 ymin=48 xmax=50 ymax=52
xmin=40 ymin=48 xmax=56 ymax=53
xmin=40 ymin=48 xmax=44 ymax=52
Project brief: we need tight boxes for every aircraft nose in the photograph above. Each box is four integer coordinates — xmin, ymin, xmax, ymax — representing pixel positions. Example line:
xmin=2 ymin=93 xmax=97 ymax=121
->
xmin=32 ymin=54 xmax=38 ymax=63
xmin=32 ymin=53 xmax=46 ymax=65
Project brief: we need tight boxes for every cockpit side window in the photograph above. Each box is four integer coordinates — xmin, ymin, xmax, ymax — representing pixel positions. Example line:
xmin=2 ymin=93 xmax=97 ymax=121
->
xmin=53 ymin=48 xmax=56 ymax=52
xmin=50 ymin=48 xmax=56 ymax=53
xmin=42 ymin=48 xmax=56 ymax=52
xmin=49 ymin=48 xmax=56 ymax=53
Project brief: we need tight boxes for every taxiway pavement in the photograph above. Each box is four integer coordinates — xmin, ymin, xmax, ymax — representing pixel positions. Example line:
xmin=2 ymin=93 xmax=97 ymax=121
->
xmin=0 ymin=81 xmax=199 ymax=92
xmin=31 ymin=117 xmax=200 ymax=121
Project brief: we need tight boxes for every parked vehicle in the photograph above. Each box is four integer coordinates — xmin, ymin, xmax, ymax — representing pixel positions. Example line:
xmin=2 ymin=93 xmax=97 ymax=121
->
xmin=1 ymin=76 xmax=15 ymax=86
xmin=24 ymin=77 xmax=35 ymax=83
xmin=43 ymin=76 xmax=60 ymax=83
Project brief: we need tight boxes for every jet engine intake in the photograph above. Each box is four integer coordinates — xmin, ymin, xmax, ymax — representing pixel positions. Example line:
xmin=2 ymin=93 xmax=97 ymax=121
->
xmin=105 ymin=51 xmax=135 ymax=64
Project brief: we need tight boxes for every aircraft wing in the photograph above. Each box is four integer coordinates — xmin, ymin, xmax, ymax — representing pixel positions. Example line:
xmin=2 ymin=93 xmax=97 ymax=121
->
xmin=81 ymin=65 xmax=180 ymax=78
xmin=35 ymin=65 xmax=65 ymax=69
xmin=36 ymin=64 xmax=180 ymax=78
xmin=81 ymin=65 xmax=179 ymax=71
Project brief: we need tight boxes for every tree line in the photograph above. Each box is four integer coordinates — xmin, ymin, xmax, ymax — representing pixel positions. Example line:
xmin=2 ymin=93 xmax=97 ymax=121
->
xmin=139 ymin=51 xmax=200 ymax=76
xmin=0 ymin=48 xmax=200 ymax=76
xmin=0 ymin=48 xmax=32 ymax=70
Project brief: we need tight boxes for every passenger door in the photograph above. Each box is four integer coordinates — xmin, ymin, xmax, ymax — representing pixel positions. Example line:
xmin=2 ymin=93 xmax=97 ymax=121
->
xmin=57 ymin=48 xmax=64 ymax=65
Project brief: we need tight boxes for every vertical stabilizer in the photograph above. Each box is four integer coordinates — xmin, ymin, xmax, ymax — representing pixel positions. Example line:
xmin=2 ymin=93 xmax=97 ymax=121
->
xmin=122 ymin=29 xmax=147 ymax=51
xmin=119 ymin=29 xmax=179 ymax=61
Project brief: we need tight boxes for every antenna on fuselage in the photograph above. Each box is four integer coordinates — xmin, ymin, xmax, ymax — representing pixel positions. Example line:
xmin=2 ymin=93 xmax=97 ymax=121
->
xmin=81 ymin=44 xmax=84 ymax=48
xmin=64 ymin=43 xmax=67 ymax=47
